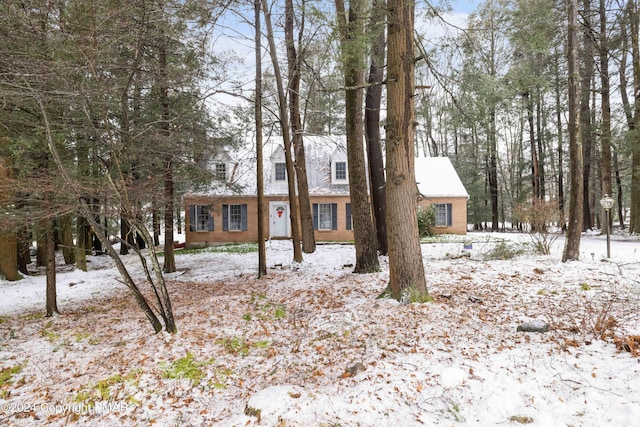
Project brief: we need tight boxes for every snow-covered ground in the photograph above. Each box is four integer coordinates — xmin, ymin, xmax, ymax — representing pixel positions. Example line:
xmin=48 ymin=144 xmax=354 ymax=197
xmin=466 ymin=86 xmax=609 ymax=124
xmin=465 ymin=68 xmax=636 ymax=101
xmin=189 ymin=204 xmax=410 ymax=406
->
xmin=0 ymin=231 xmax=639 ymax=426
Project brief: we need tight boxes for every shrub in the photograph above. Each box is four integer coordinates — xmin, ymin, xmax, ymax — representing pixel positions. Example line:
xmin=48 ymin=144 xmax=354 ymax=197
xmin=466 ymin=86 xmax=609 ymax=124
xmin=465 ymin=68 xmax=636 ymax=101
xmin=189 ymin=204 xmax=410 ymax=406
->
xmin=513 ymin=198 xmax=561 ymax=255
xmin=417 ymin=205 xmax=436 ymax=237
xmin=483 ymin=241 xmax=528 ymax=260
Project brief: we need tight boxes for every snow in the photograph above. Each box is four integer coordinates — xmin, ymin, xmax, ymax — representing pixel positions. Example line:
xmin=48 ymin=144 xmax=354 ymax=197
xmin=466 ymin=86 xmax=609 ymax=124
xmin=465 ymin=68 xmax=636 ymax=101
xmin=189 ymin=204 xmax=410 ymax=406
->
xmin=1 ymin=232 xmax=639 ymax=426
xmin=414 ymin=157 xmax=470 ymax=198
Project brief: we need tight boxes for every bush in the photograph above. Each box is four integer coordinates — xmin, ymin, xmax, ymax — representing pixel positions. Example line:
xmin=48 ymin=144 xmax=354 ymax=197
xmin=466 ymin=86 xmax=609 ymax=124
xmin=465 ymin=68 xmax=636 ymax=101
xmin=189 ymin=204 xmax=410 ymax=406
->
xmin=513 ymin=198 xmax=561 ymax=255
xmin=483 ymin=241 xmax=529 ymax=260
xmin=417 ymin=205 xmax=436 ymax=237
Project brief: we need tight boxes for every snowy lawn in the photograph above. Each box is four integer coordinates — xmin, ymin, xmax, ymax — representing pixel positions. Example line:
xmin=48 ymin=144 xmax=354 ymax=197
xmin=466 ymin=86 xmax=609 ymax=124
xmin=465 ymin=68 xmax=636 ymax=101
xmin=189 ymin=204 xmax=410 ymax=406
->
xmin=1 ymin=232 xmax=639 ymax=426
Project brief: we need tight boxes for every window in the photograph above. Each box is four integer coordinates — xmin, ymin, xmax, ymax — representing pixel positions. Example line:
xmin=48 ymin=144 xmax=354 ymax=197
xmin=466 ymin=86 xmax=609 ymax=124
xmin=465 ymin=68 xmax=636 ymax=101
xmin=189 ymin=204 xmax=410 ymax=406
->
xmin=222 ymin=204 xmax=248 ymax=231
xmin=215 ymin=163 xmax=226 ymax=180
xmin=229 ymin=204 xmax=242 ymax=231
xmin=318 ymin=204 xmax=332 ymax=230
xmin=434 ymin=203 xmax=452 ymax=227
xmin=346 ymin=203 xmax=353 ymax=230
xmin=275 ymin=163 xmax=286 ymax=181
xmin=335 ymin=161 xmax=347 ymax=180
xmin=189 ymin=205 xmax=214 ymax=232
xmin=312 ymin=203 xmax=338 ymax=230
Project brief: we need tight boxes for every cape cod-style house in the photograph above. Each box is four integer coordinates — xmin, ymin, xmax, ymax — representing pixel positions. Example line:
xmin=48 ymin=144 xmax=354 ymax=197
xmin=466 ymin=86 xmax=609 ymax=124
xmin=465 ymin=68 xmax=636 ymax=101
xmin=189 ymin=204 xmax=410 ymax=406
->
xmin=183 ymin=135 xmax=468 ymax=248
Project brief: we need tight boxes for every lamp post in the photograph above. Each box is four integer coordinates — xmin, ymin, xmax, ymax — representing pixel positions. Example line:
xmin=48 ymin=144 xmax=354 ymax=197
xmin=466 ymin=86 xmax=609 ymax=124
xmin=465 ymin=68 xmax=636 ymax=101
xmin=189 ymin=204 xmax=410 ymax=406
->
xmin=599 ymin=194 xmax=614 ymax=258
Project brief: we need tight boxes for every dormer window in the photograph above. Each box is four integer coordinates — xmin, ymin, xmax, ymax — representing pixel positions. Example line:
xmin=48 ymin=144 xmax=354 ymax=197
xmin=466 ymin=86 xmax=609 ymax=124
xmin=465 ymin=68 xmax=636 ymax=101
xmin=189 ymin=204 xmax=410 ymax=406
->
xmin=332 ymin=159 xmax=348 ymax=184
xmin=335 ymin=162 xmax=347 ymax=180
xmin=275 ymin=162 xmax=286 ymax=181
xmin=215 ymin=163 xmax=227 ymax=180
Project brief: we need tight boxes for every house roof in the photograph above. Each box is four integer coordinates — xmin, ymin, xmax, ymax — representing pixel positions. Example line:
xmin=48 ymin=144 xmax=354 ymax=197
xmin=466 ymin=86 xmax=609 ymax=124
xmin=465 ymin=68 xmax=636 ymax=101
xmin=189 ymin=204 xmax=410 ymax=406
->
xmin=185 ymin=135 xmax=349 ymax=197
xmin=186 ymin=136 xmax=468 ymax=200
xmin=414 ymin=157 xmax=469 ymax=198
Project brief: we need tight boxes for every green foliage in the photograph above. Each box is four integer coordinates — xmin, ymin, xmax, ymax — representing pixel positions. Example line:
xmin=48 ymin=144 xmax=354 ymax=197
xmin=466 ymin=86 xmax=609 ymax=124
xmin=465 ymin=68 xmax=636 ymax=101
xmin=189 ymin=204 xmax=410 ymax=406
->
xmin=74 ymin=370 xmax=140 ymax=406
xmin=274 ymin=305 xmax=287 ymax=319
xmin=482 ymin=241 xmax=529 ymax=260
xmin=0 ymin=364 xmax=23 ymax=386
xmin=249 ymin=292 xmax=267 ymax=304
xmin=161 ymin=352 xmax=214 ymax=386
xmin=417 ymin=205 xmax=436 ymax=237
xmin=247 ymin=292 xmax=287 ymax=321
xmin=216 ymin=337 xmax=250 ymax=356
xmin=212 ymin=367 xmax=234 ymax=390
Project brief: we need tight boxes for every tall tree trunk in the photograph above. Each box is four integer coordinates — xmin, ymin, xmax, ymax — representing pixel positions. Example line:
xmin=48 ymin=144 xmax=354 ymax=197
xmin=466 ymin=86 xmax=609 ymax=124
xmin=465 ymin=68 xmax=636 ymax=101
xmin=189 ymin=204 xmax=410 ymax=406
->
xmin=17 ymin=226 xmax=31 ymax=275
xmin=60 ymin=213 xmax=75 ymax=264
xmin=599 ymin=0 xmax=612 ymax=229
xmin=626 ymin=0 xmax=640 ymax=233
xmin=384 ymin=0 xmax=427 ymax=298
xmin=614 ymin=152 xmax=625 ymax=228
xmin=152 ymin=199 xmax=161 ymax=246
xmin=335 ymin=0 xmax=380 ymax=273
xmin=285 ymin=0 xmax=315 ymax=254
xmin=365 ymin=0 xmax=388 ymax=255
xmin=175 ymin=205 xmax=182 ymax=235
xmin=563 ymin=0 xmax=584 ymax=262
xmin=580 ymin=0 xmax=594 ymax=231
xmin=75 ymin=214 xmax=88 ymax=271
xmin=535 ymin=92 xmax=546 ymax=200
xmin=488 ymin=107 xmax=499 ymax=231
xmin=120 ymin=216 xmax=132 ymax=255
xmin=262 ymin=0 xmax=303 ymax=262
xmin=92 ymin=198 xmax=103 ymax=254
xmin=163 ymin=163 xmax=176 ymax=273
xmin=45 ymin=218 xmax=59 ymax=316
xmin=256 ymin=0 xmax=267 ymax=277
xmin=36 ymin=229 xmax=46 ymax=267
xmin=555 ymin=50 xmax=566 ymax=227
xmin=159 ymin=25 xmax=176 ymax=273
xmin=0 ymin=234 xmax=19 ymax=281
xmin=526 ymin=93 xmax=541 ymax=201
xmin=0 ymin=160 xmax=18 ymax=281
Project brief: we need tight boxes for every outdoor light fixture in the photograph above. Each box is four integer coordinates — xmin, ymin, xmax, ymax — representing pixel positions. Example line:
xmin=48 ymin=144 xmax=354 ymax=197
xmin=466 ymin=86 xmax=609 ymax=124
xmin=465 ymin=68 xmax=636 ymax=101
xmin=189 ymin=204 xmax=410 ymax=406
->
xmin=599 ymin=194 xmax=614 ymax=258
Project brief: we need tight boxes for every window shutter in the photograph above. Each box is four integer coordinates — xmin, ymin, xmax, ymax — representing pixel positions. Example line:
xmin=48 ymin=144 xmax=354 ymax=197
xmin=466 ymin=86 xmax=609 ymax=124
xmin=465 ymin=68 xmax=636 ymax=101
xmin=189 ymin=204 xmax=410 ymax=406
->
xmin=189 ymin=206 xmax=195 ymax=231
xmin=312 ymin=204 xmax=318 ymax=230
xmin=447 ymin=203 xmax=453 ymax=227
xmin=207 ymin=206 xmax=214 ymax=231
xmin=222 ymin=204 xmax=228 ymax=231
xmin=346 ymin=203 xmax=352 ymax=230
xmin=241 ymin=204 xmax=248 ymax=231
xmin=331 ymin=203 xmax=338 ymax=230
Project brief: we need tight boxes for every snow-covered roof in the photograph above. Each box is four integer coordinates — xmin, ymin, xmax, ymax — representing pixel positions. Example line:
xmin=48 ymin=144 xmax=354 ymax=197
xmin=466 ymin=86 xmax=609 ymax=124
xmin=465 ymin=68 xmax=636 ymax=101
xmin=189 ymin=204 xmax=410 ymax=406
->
xmin=414 ymin=156 xmax=469 ymax=198
xmin=186 ymin=138 xmax=468 ymax=200
xmin=186 ymin=135 xmax=350 ymax=197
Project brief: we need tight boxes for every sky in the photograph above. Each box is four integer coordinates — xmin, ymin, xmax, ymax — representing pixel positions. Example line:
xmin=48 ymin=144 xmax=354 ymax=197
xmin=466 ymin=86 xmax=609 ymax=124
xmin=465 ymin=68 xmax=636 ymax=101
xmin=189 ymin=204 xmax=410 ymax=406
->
xmin=206 ymin=0 xmax=477 ymax=111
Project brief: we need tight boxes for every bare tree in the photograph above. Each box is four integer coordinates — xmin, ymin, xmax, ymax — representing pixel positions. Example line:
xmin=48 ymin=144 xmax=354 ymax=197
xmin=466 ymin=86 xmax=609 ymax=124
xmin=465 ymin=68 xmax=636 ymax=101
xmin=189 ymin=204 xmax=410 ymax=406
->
xmin=285 ymin=0 xmax=316 ymax=254
xmin=262 ymin=0 xmax=303 ymax=262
